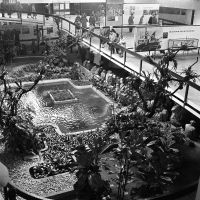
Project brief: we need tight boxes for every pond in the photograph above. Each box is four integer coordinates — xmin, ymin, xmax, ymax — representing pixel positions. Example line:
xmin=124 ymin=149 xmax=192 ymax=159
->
xmin=22 ymin=80 xmax=112 ymax=134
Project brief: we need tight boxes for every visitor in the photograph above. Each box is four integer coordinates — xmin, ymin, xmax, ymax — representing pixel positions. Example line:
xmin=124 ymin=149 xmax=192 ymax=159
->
xmin=89 ymin=11 xmax=96 ymax=27
xmin=16 ymin=1 xmax=22 ymax=19
xmin=148 ymin=12 xmax=158 ymax=25
xmin=89 ymin=11 xmax=96 ymax=37
xmin=118 ymin=35 xmax=126 ymax=57
xmin=108 ymin=28 xmax=117 ymax=54
xmin=0 ymin=2 xmax=5 ymax=17
xmin=7 ymin=3 xmax=12 ymax=18
xmin=31 ymin=4 xmax=37 ymax=19
xmin=114 ymin=33 xmax=121 ymax=54
xmin=81 ymin=13 xmax=88 ymax=34
xmin=0 ymin=162 xmax=9 ymax=199
xmin=100 ymin=26 xmax=108 ymax=48
xmin=27 ymin=4 xmax=32 ymax=18
xmin=128 ymin=13 xmax=134 ymax=33
xmin=45 ymin=4 xmax=49 ymax=20
xmin=139 ymin=14 xmax=144 ymax=25
xmin=75 ymin=14 xmax=82 ymax=36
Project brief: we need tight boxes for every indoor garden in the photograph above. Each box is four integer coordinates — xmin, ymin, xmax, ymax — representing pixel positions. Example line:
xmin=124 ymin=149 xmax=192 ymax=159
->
xmin=0 ymin=33 xmax=200 ymax=200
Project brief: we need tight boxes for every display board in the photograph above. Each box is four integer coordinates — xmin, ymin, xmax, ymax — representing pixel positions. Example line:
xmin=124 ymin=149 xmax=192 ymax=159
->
xmin=106 ymin=0 xmax=123 ymax=26
xmin=123 ymin=4 xmax=159 ymax=25
xmin=134 ymin=25 xmax=200 ymax=52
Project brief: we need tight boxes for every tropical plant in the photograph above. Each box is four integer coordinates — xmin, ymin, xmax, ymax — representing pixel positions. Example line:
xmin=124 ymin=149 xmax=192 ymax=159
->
xmin=72 ymin=136 xmax=111 ymax=200
xmin=0 ymin=66 xmax=45 ymax=154
xmin=125 ymin=47 xmax=200 ymax=117
xmin=104 ymin=111 xmax=185 ymax=199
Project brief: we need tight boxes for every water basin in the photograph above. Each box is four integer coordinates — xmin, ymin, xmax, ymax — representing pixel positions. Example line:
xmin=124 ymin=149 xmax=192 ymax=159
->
xmin=22 ymin=80 xmax=112 ymax=134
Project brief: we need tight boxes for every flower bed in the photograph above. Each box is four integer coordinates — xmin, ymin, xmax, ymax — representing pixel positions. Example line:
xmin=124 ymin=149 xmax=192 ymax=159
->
xmin=0 ymin=126 xmax=76 ymax=196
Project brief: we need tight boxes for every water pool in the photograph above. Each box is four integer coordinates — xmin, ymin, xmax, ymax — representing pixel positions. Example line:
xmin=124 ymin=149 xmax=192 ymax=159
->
xmin=22 ymin=81 xmax=112 ymax=134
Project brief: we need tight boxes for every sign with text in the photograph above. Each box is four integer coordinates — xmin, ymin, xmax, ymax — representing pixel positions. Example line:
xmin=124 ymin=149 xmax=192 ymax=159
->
xmin=134 ymin=25 xmax=200 ymax=52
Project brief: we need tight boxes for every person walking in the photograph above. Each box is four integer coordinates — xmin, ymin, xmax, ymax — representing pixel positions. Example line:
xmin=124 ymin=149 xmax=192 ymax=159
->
xmin=27 ymin=4 xmax=31 ymax=18
xmin=128 ymin=13 xmax=134 ymax=33
xmin=45 ymin=4 xmax=49 ymax=20
xmin=81 ymin=13 xmax=88 ymax=34
xmin=89 ymin=11 xmax=96 ymax=27
xmin=0 ymin=2 xmax=5 ymax=17
xmin=148 ymin=12 xmax=158 ymax=25
xmin=31 ymin=4 xmax=37 ymax=19
xmin=16 ymin=1 xmax=22 ymax=19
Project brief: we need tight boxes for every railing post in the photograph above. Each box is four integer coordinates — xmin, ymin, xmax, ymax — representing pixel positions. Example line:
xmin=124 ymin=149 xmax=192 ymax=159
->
xmin=43 ymin=15 xmax=45 ymax=26
xmin=184 ymin=83 xmax=189 ymax=106
xmin=124 ymin=51 xmax=126 ymax=65
xmin=69 ymin=23 xmax=71 ymax=33
xmin=90 ymin=35 xmax=92 ymax=46
xmin=61 ymin=19 xmax=63 ymax=30
xmin=99 ymin=37 xmax=101 ymax=51
xmin=139 ymin=60 xmax=143 ymax=76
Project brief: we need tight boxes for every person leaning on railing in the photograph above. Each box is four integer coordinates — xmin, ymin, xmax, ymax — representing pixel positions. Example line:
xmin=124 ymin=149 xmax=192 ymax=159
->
xmin=0 ymin=162 xmax=9 ymax=200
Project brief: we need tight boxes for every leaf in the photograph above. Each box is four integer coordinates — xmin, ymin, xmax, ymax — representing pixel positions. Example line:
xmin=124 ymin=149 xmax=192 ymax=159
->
xmin=160 ymin=176 xmax=173 ymax=183
xmin=147 ymin=140 xmax=157 ymax=146
xmin=158 ymin=146 xmax=164 ymax=152
xmin=143 ymin=137 xmax=148 ymax=141
xmin=170 ymin=148 xmax=179 ymax=153
xmin=163 ymin=171 xmax=180 ymax=176
xmin=146 ymin=146 xmax=154 ymax=156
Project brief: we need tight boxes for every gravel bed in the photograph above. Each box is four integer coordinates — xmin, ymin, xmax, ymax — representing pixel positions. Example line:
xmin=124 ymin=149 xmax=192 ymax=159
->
xmin=0 ymin=144 xmax=76 ymax=197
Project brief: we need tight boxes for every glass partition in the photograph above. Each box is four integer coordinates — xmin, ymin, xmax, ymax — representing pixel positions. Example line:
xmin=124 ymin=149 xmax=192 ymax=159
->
xmin=90 ymin=34 xmax=101 ymax=51
xmin=62 ymin=19 xmax=70 ymax=33
xmin=188 ymin=86 xmax=200 ymax=109
xmin=125 ymin=51 xmax=141 ymax=74
xmin=70 ymin=22 xmax=76 ymax=35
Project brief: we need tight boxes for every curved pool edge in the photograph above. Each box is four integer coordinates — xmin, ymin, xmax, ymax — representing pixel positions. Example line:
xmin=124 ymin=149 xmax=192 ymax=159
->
xmin=28 ymin=78 xmax=115 ymax=136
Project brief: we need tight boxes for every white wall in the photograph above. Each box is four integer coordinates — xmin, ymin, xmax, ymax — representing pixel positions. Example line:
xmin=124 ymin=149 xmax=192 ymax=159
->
xmin=193 ymin=9 xmax=200 ymax=25
xmin=156 ymin=0 xmax=199 ymax=10
xmin=159 ymin=9 xmax=193 ymax=25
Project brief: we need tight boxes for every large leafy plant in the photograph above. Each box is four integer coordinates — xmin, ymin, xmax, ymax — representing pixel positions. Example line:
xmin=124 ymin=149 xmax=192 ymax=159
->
xmin=120 ymin=48 xmax=199 ymax=118
xmin=72 ymin=136 xmax=111 ymax=200
xmin=104 ymin=112 xmax=185 ymax=199
xmin=0 ymin=66 xmax=45 ymax=154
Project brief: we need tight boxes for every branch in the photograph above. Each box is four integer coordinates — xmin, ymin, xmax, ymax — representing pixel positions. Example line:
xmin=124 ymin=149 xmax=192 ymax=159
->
xmin=169 ymin=83 xmax=183 ymax=96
